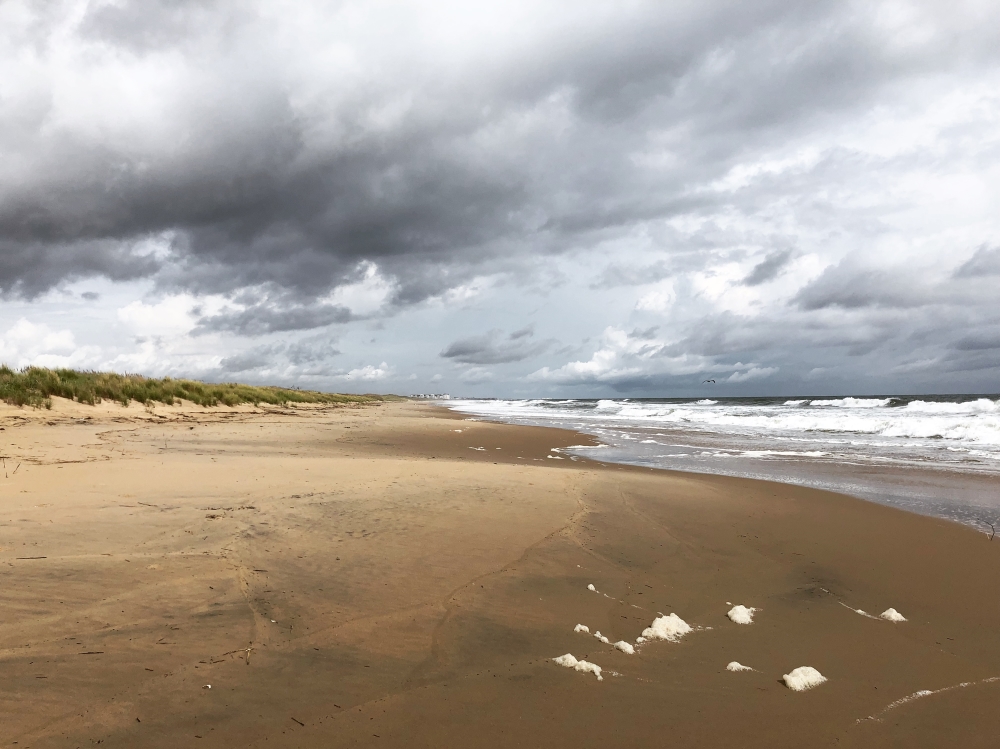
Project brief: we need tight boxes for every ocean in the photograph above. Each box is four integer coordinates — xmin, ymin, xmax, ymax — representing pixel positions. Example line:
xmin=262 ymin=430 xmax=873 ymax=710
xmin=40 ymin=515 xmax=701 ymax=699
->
xmin=444 ymin=395 xmax=1000 ymax=532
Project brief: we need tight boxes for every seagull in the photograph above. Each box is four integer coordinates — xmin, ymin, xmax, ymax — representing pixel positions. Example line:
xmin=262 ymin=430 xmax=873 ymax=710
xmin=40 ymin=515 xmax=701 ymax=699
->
xmin=702 ymin=379 xmax=716 ymax=383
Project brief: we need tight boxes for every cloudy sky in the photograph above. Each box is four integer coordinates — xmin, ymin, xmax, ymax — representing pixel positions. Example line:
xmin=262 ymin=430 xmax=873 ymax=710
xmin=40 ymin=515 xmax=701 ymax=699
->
xmin=2 ymin=0 xmax=999 ymax=397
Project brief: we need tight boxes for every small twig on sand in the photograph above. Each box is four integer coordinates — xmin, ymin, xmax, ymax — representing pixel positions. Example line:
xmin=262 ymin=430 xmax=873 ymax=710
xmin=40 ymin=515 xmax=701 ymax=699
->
xmin=291 ymin=717 xmax=305 ymax=727
xmin=12 ymin=463 xmax=20 ymax=475
xmin=977 ymin=517 xmax=996 ymax=540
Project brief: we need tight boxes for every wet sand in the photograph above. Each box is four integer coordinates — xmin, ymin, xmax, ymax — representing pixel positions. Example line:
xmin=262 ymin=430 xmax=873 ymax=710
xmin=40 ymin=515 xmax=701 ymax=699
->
xmin=2 ymin=399 xmax=998 ymax=747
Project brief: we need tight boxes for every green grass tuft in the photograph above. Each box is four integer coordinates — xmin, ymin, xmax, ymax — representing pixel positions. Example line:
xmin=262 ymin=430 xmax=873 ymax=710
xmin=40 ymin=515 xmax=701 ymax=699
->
xmin=0 ymin=366 xmax=388 ymax=409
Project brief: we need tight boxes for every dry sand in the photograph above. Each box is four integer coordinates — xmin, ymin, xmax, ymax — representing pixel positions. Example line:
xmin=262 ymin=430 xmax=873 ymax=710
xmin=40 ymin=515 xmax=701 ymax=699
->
xmin=2 ymin=399 xmax=998 ymax=747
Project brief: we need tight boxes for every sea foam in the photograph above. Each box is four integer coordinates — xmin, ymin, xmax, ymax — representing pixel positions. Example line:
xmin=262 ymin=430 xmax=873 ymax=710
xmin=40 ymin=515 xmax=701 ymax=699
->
xmin=553 ymin=654 xmax=603 ymax=681
xmin=782 ymin=666 xmax=827 ymax=691
xmin=639 ymin=613 xmax=692 ymax=642
xmin=727 ymin=605 xmax=757 ymax=624
xmin=880 ymin=608 xmax=907 ymax=622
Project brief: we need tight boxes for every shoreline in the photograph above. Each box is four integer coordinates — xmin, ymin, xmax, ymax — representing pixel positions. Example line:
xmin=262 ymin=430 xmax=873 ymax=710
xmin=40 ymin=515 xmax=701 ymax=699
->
xmin=2 ymin=399 xmax=998 ymax=747
xmin=443 ymin=401 xmax=1000 ymax=534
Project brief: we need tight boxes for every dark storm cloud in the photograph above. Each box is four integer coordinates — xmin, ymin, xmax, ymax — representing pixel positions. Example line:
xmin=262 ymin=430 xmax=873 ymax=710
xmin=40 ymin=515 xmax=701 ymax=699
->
xmin=0 ymin=239 xmax=159 ymax=298
xmin=6 ymin=0 xmax=999 ymax=319
xmin=441 ymin=328 xmax=551 ymax=365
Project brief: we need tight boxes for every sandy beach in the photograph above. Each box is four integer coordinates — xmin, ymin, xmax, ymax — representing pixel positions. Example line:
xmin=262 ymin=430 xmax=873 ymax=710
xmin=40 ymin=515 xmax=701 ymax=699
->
xmin=2 ymin=399 xmax=998 ymax=748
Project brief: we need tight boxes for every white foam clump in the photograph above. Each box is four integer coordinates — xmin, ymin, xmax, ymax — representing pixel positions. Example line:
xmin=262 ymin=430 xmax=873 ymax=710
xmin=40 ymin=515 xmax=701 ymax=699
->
xmin=727 ymin=605 xmax=757 ymax=625
xmin=782 ymin=666 xmax=827 ymax=691
xmin=726 ymin=661 xmax=753 ymax=672
xmin=574 ymin=623 xmax=590 ymax=633
xmin=614 ymin=641 xmax=635 ymax=655
xmin=553 ymin=654 xmax=603 ymax=681
xmin=880 ymin=608 xmax=907 ymax=622
xmin=593 ymin=630 xmax=611 ymax=644
xmin=587 ymin=583 xmax=597 ymax=592
xmin=639 ymin=613 xmax=693 ymax=643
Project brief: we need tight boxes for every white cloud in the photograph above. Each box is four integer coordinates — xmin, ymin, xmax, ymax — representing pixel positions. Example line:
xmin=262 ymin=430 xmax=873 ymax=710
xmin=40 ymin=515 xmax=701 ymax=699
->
xmin=635 ymin=280 xmax=675 ymax=312
xmin=338 ymin=362 xmax=391 ymax=382
xmin=325 ymin=262 xmax=395 ymax=316
xmin=528 ymin=327 xmax=708 ymax=386
xmin=460 ymin=367 xmax=494 ymax=384
xmin=117 ymin=295 xmax=205 ymax=336
xmin=0 ymin=318 xmax=99 ymax=369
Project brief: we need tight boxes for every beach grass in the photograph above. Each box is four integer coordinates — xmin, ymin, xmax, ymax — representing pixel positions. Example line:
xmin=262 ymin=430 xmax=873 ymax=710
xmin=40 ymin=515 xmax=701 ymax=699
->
xmin=0 ymin=366 xmax=390 ymax=409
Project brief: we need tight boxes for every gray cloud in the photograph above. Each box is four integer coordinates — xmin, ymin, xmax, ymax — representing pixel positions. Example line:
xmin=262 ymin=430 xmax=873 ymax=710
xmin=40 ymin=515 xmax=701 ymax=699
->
xmin=218 ymin=345 xmax=280 ymax=374
xmin=218 ymin=334 xmax=340 ymax=374
xmin=954 ymin=245 xmax=1000 ymax=278
xmin=743 ymin=249 xmax=795 ymax=286
xmin=6 ymin=1 xmax=998 ymax=311
xmin=3 ymin=1 xmax=1000 ymax=395
xmin=591 ymin=261 xmax=672 ymax=289
xmin=952 ymin=331 xmax=1000 ymax=351
xmin=441 ymin=328 xmax=551 ymax=365
xmin=792 ymin=263 xmax=932 ymax=310
xmin=195 ymin=303 xmax=354 ymax=336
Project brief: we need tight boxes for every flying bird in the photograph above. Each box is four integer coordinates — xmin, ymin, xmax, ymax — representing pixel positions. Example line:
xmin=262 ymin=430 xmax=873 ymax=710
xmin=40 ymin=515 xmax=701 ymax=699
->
xmin=702 ymin=379 xmax=716 ymax=383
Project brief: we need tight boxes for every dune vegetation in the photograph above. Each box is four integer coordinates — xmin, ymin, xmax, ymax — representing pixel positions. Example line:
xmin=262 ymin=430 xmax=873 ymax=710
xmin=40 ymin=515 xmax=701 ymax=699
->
xmin=0 ymin=366 xmax=389 ymax=409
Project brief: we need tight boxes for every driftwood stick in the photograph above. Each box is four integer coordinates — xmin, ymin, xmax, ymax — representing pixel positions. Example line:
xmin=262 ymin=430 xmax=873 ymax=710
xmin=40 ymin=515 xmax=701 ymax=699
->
xmin=976 ymin=517 xmax=996 ymax=540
